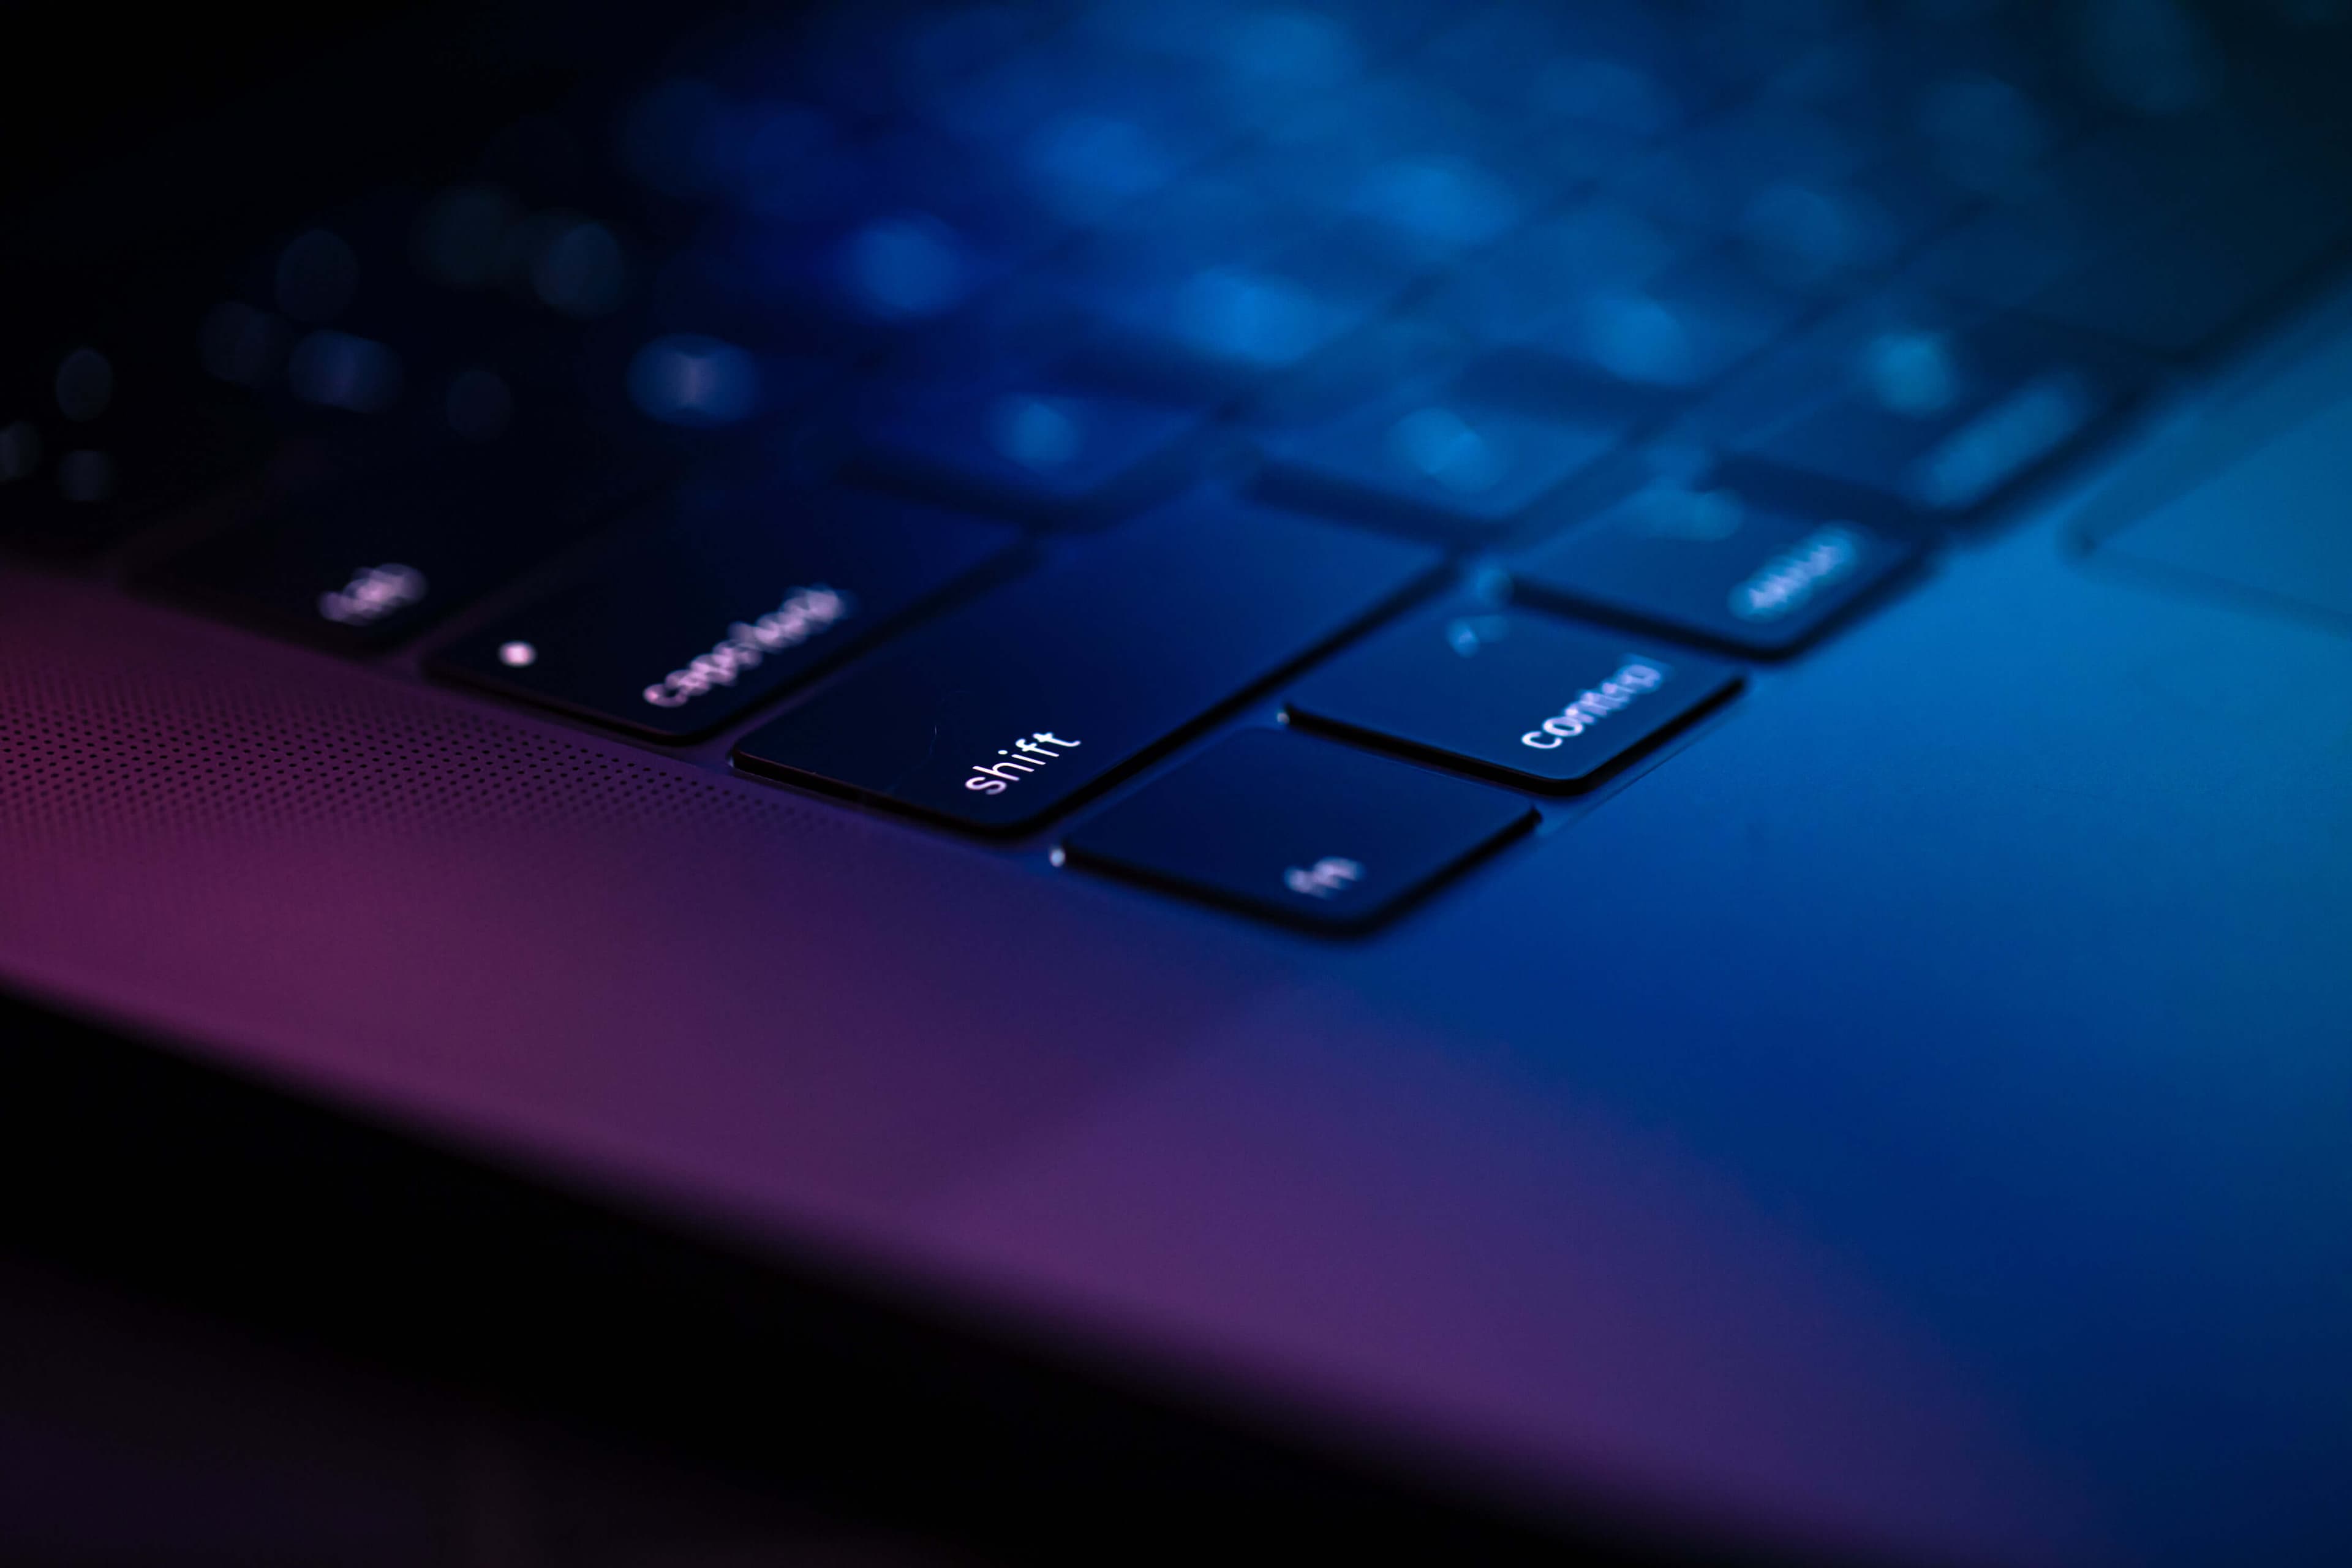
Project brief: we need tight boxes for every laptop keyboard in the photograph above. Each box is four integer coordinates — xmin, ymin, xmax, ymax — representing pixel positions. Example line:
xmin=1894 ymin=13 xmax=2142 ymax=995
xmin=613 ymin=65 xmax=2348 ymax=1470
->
xmin=7 ymin=0 xmax=2352 ymax=928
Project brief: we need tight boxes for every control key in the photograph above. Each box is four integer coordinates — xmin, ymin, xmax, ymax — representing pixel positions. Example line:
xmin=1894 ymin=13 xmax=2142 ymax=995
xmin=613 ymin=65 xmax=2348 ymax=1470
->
xmin=1286 ymin=603 xmax=1741 ymax=791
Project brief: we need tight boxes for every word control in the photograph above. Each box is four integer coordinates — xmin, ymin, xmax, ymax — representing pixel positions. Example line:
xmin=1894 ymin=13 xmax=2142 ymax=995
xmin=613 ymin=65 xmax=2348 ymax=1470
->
xmin=1283 ymin=856 xmax=1364 ymax=899
xmin=1287 ymin=603 xmax=1741 ymax=793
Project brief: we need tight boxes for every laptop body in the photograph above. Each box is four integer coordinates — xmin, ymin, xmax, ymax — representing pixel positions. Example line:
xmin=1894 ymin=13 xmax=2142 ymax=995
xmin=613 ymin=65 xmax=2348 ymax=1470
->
xmin=3 ymin=1 xmax=2348 ymax=1561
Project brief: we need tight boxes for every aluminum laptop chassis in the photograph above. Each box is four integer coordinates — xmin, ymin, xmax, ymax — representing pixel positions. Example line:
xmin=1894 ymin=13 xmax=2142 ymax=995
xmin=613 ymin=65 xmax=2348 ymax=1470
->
xmin=5 ymin=221 xmax=2352 ymax=1568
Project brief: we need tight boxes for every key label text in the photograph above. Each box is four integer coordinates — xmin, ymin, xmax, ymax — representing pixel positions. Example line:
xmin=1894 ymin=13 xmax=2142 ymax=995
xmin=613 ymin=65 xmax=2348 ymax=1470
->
xmin=643 ymin=585 xmax=854 ymax=709
xmin=1283 ymin=856 xmax=1363 ymax=899
xmin=1521 ymin=660 xmax=1668 ymax=749
xmin=320 ymin=562 xmax=427 ymax=626
xmin=964 ymin=732 xmax=1082 ymax=794
xmin=1729 ymin=525 xmax=1861 ymax=622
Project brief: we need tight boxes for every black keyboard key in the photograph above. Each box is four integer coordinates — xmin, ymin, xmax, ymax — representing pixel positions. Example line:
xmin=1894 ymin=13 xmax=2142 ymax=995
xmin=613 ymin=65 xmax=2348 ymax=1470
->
xmin=1239 ymin=317 xmax=1471 ymax=432
xmin=1074 ymin=221 xmax=1426 ymax=398
xmin=1510 ymin=480 xmax=1925 ymax=655
xmin=1422 ymin=4 xmax=1698 ymax=147
xmin=143 ymin=428 xmax=665 ymax=651
xmin=1556 ymin=248 xmax=1815 ymax=394
xmin=1690 ymin=293 xmax=2157 ymax=513
xmin=1607 ymin=100 xmax=1870 ymax=239
xmin=1900 ymin=181 xmax=2100 ymax=316
xmin=1285 ymin=603 xmax=1741 ymax=791
xmin=1734 ymin=157 xmax=1970 ymax=298
xmin=428 ymin=491 xmax=1021 ymax=741
xmin=730 ymin=495 xmax=1441 ymax=834
xmin=1426 ymin=202 xmax=1700 ymax=349
xmin=1060 ymin=728 xmax=1534 ymax=932
xmin=847 ymin=369 xmax=1209 ymax=526
xmin=1251 ymin=360 xmax=1631 ymax=532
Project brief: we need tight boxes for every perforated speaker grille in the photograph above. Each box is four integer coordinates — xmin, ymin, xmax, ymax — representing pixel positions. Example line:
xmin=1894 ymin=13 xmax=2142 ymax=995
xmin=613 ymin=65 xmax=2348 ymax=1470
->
xmin=0 ymin=580 xmax=829 ymax=858
xmin=0 ymin=570 xmax=1234 ymax=1227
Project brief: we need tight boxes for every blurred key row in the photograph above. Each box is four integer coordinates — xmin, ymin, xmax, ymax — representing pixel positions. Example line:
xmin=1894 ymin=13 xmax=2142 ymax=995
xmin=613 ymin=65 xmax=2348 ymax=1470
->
xmin=6 ymin=0 xmax=2352 ymax=929
xmin=7 ymin=0 xmax=2348 ymax=568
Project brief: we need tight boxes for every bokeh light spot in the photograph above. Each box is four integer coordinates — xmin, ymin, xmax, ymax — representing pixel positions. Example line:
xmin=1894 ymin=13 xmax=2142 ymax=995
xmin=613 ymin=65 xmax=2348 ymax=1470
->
xmin=1586 ymin=294 xmax=1697 ymax=386
xmin=1175 ymin=268 xmax=1323 ymax=366
xmin=989 ymin=395 xmax=1082 ymax=471
xmin=1390 ymin=406 xmax=1505 ymax=493
xmin=1866 ymin=331 xmax=1962 ymax=418
xmin=843 ymin=214 xmax=969 ymax=320
xmin=628 ymin=334 xmax=758 ymax=426
xmin=288 ymin=331 xmax=401 ymax=412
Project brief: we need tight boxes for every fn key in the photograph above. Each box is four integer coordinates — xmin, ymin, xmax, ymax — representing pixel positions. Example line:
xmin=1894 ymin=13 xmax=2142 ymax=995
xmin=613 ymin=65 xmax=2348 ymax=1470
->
xmin=1061 ymin=729 xmax=1534 ymax=932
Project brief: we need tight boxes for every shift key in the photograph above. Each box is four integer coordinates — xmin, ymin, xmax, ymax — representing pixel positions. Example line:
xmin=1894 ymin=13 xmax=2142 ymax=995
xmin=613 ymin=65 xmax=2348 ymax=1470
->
xmin=730 ymin=495 xmax=1441 ymax=834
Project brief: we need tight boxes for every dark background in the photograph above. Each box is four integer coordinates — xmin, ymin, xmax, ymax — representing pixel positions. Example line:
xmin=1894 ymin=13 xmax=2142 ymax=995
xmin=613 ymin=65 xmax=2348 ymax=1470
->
xmin=1 ymin=979 xmax=1640 ymax=1564
xmin=0 ymin=5 xmax=411 ymax=204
